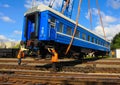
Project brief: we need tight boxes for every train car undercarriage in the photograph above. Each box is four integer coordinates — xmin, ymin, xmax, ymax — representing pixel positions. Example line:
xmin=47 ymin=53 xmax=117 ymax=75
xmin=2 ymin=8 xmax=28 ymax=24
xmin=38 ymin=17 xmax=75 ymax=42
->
xmin=20 ymin=40 xmax=108 ymax=60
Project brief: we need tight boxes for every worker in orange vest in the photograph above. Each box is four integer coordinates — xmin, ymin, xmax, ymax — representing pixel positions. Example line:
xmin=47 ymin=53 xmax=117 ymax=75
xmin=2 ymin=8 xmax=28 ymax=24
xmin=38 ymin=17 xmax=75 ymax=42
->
xmin=48 ymin=48 xmax=58 ymax=72
xmin=17 ymin=43 xmax=26 ymax=66
xmin=111 ymin=51 xmax=115 ymax=57
xmin=17 ymin=50 xmax=25 ymax=65
xmin=17 ymin=41 xmax=28 ymax=65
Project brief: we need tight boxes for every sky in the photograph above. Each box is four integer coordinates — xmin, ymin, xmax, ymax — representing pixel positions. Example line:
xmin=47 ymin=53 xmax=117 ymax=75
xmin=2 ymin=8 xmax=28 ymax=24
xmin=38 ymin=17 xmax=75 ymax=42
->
xmin=0 ymin=0 xmax=120 ymax=42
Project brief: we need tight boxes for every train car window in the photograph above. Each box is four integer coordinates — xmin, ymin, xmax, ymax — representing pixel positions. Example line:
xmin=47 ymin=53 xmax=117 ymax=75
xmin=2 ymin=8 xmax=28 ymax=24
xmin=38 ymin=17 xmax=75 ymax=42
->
xmin=102 ymin=42 xmax=104 ymax=46
xmin=105 ymin=43 xmax=108 ymax=47
xmin=87 ymin=35 xmax=90 ymax=41
xmin=101 ymin=42 xmax=102 ymax=45
xmin=92 ymin=37 xmax=94 ymax=43
xmin=75 ymin=30 xmax=80 ymax=38
xmin=58 ymin=22 xmax=64 ymax=32
xmin=50 ymin=17 xmax=56 ymax=28
xmin=66 ymin=27 xmax=72 ymax=35
xmin=103 ymin=43 xmax=105 ymax=46
xmin=96 ymin=39 xmax=98 ymax=44
xmin=100 ymin=41 xmax=102 ymax=45
xmin=105 ymin=43 xmax=106 ymax=47
xmin=107 ymin=43 xmax=108 ymax=47
xmin=104 ymin=43 xmax=105 ymax=46
xmin=82 ymin=33 xmax=86 ymax=40
xmin=95 ymin=39 xmax=97 ymax=44
xmin=98 ymin=40 xmax=100 ymax=45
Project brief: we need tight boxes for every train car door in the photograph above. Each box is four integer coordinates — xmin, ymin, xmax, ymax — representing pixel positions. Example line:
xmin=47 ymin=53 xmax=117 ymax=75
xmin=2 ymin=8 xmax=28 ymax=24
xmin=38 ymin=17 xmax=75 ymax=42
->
xmin=50 ymin=17 xmax=56 ymax=40
xmin=24 ymin=12 xmax=39 ymax=41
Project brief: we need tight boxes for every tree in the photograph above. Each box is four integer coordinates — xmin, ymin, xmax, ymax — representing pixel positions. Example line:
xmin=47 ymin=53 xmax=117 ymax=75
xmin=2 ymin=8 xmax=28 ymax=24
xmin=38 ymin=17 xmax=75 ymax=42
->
xmin=13 ymin=43 xmax=20 ymax=48
xmin=111 ymin=33 xmax=120 ymax=50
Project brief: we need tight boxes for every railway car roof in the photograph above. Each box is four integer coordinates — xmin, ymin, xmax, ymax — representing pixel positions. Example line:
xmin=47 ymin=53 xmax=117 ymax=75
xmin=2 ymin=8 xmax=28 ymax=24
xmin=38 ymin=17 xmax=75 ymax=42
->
xmin=25 ymin=4 xmax=110 ymax=43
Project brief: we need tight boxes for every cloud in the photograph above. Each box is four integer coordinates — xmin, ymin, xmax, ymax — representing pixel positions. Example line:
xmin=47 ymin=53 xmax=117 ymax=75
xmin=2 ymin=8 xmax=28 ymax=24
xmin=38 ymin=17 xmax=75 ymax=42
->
xmin=107 ymin=0 xmax=120 ymax=9
xmin=0 ymin=12 xmax=3 ymax=16
xmin=24 ymin=0 xmax=49 ymax=9
xmin=0 ymin=13 xmax=15 ymax=23
xmin=85 ymin=8 xmax=119 ymax=40
xmin=0 ymin=35 xmax=7 ymax=41
xmin=85 ymin=8 xmax=98 ymax=19
xmin=2 ymin=4 xmax=10 ymax=8
xmin=102 ymin=15 xmax=117 ymax=25
xmin=52 ymin=0 xmax=62 ymax=10
xmin=85 ymin=8 xmax=117 ymax=26
xmin=0 ymin=3 xmax=10 ymax=8
xmin=0 ymin=35 xmax=15 ymax=42
xmin=93 ymin=24 xmax=120 ymax=41
xmin=0 ymin=16 xmax=15 ymax=23
xmin=85 ymin=8 xmax=99 ymax=19
xmin=13 ymin=30 xmax=22 ymax=35
xmin=24 ymin=0 xmax=32 ymax=9
xmin=24 ymin=0 xmax=62 ymax=10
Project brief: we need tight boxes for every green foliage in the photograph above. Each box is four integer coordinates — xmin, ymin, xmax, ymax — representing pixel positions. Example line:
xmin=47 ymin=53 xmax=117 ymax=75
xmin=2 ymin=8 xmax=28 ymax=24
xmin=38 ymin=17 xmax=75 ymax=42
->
xmin=111 ymin=33 xmax=120 ymax=50
xmin=13 ymin=43 xmax=20 ymax=48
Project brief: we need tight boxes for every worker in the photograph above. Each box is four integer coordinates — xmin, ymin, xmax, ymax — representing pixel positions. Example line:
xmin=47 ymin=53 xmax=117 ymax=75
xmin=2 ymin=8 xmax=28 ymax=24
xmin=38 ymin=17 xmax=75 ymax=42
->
xmin=48 ymin=48 xmax=58 ymax=72
xmin=17 ymin=43 xmax=27 ymax=65
xmin=111 ymin=51 xmax=115 ymax=58
xmin=17 ymin=50 xmax=24 ymax=65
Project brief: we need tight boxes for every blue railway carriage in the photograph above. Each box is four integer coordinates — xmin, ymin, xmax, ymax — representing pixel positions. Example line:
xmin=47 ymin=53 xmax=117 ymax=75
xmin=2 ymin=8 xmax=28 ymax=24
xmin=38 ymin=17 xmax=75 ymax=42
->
xmin=21 ymin=4 xmax=110 ymax=58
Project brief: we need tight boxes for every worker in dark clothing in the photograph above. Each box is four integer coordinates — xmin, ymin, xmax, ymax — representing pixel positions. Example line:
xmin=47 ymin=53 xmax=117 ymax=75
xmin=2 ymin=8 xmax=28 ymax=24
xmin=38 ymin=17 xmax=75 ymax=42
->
xmin=48 ymin=48 xmax=58 ymax=72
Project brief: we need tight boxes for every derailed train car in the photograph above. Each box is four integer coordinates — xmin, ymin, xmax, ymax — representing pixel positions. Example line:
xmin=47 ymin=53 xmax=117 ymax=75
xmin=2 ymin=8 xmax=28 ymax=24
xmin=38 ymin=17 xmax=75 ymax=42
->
xmin=20 ymin=4 xmax=110 ymax=59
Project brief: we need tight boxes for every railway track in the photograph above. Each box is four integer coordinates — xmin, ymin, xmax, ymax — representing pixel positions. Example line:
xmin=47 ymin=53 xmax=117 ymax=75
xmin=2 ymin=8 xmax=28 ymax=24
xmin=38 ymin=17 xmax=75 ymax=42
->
xmin=0 ymin=58 xmax=120 ymax=73
xmin=0 ymin=69 xmax=120 ymax=85
xmin=0 ymin=58 xmax=120 ymax=84
xmin=0 ymin=57 xmax=120 ymax=64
